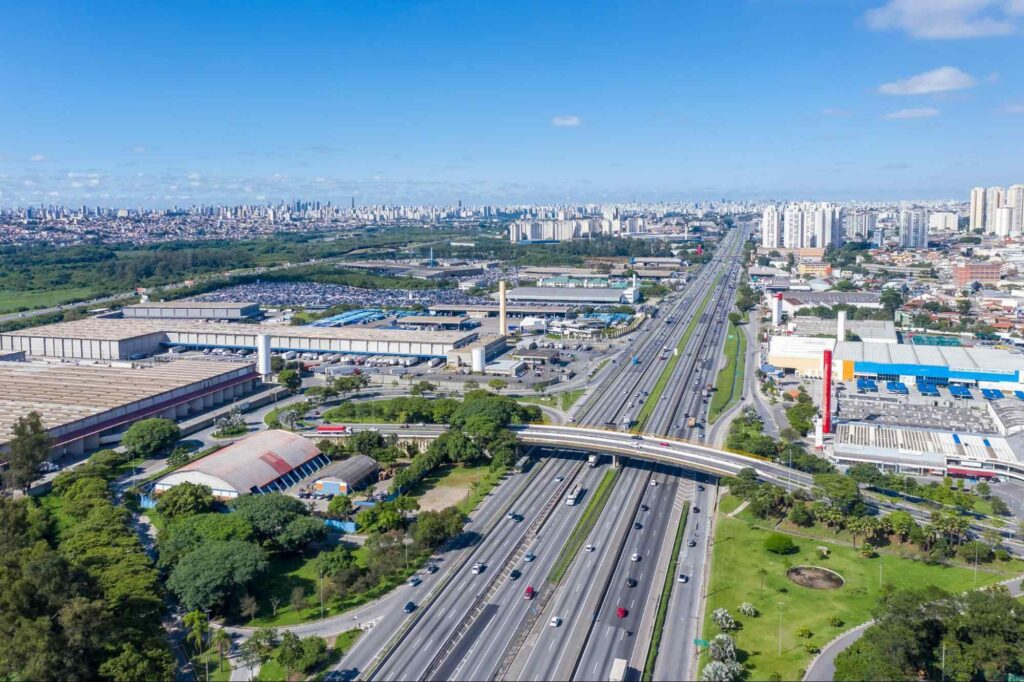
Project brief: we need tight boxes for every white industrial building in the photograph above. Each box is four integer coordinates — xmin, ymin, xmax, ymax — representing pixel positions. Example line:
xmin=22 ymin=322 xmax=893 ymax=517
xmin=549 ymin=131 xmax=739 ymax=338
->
xmin=503 ymin=286 xmax=639 ymax=305
xmin=0 ymin=318 xmax=478 ymax=361
xmin=123 ymin=301 xmax=261 ymax=320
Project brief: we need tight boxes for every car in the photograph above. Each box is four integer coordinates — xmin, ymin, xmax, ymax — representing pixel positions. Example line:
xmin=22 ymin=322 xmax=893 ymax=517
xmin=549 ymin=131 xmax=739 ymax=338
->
xmin=633 ymin=522 xmax=643 ymax=530
xmin=659 ymin=442 xmax=669 ymax=447
xmin=693 ymin=507 xmax=700 ymax=514
xmin=631 ymin=552 xmax=641 ymax=562
xmin=510 ymin=569 xmax=521 ymax=581
xmin=678 ymin=573 xmax=689 ymax=583
xmin=616 ymin=607 xmax=628 ymax=618
xmin=471 ymin=562 xmax=485 ymax=575
xmin=408 ymin=576 xmax=421 ymax=587
xmin=507 ymin=511 xmax=516 ymax=520
xmin=404 ymin=601 xmax=416 ymax=613
xmin=555 ymin=475 xmax=565 ymax=482
xmin=399 ymin=423 xmax=410 ymax=429
xmin=584 ymin=544 xmax=595 ymax=552
xmin=524 ymin=552 xmax=536 ymax=562
xmin=524 ymin=586 xmax=536 ymax=600
xmin=687 ymin=540 xmax=697 ymax=548
xmin=550 ymin=616 xmax=562 ymax=627
xmin=640 ymin=504 xmax=649 ymax=512
xmin=626 ymin=577 xmax=637 ymax=588
xmin=425 ymin=564 xmax=438 ymax=574
xmin=649 ymin=479 xmax=658 ymax=486
xmin=697 ymin=484 xmax=705 ymax=491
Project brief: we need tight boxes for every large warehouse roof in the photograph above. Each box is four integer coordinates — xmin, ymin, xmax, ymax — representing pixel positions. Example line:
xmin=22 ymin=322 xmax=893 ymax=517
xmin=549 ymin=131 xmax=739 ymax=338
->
xmin=835 ymin=341 xmax=1024 ymax=373
xmin=1 ymin=318 xmax=474 ymax=345
xmin=129 ymin=301 xmax=257 ymax=310
xmin=504 ymin=287 xmax=628 ymax=303
xmin=0 ymin=360 xmax=252 ymax=449
xmin=156 ymin=430 xmax=322 ymax=496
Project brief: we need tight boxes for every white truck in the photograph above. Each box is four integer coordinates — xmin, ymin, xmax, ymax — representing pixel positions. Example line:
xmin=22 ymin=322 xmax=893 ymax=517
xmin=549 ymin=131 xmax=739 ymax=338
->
xmin=587 ymin=454 xmax=598 ymax=468
xmin=609 ymin=658 xmax=627 ymax=682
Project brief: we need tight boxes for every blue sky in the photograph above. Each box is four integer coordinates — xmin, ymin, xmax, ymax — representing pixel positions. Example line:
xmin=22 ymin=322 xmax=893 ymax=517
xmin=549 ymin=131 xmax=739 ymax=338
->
xmin=1 ymin=0 xmax=1022 ymax=206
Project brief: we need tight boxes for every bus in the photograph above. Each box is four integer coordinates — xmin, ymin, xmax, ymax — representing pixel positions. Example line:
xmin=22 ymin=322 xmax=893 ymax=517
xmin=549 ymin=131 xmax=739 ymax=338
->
xmin=514 ymin=456 xmax=531 ymax=473
xmin=566 ymin=483 xmax=583 ymax=506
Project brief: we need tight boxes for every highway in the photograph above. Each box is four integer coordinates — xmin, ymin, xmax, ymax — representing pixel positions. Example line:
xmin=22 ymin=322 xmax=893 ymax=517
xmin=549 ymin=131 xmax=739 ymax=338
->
xmin=372 ymin=455 xmax=585 ymax=681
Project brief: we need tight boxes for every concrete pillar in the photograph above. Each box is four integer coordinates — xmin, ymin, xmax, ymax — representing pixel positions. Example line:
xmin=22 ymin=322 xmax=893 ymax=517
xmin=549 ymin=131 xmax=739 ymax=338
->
xmin=214 ymin=389 xmax=225 ymax=404
xmin=84 ymin=433 xmax=100 ymax=451
xmin=162 ymin=408 xmax=177 ymax=420
xmin=64 ymin=439 xmax=85 ymax=458
xmin=233 ymin=383 xmax=244 ymax=398
xmin=176 ymin=403 xmax=189 ymax=418
xmin=612 ymin=454 xmax=621 ymax=469
xmin=190 ymin=398 xmax=204 ymax=414
xmin=203 ymin=394 xmax=214 ymax=408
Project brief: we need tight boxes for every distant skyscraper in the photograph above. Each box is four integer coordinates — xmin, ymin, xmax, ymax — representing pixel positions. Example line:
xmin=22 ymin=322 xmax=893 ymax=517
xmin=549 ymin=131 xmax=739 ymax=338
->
xmin=898 ymin=209 xmax=927 ymax=248
xmin=761 ymin=204 xmax=781 ymax=248
xmin=1006 ymin=184 xmax=1024 ymax=235
xmin=994 ymin=206 xmax=1013 ymax=237
xmin=969 ymin=187 xmax=986 ymax=231
xmin=985 ymin=187 xmax=1005 ymax=232
xmin=783 ymin=203 xmax=804 ymax=249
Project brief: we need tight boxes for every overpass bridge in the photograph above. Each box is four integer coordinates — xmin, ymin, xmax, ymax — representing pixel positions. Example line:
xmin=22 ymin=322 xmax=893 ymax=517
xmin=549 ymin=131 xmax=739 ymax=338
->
xmin=304 ymin=423 xmax=814 ymax=490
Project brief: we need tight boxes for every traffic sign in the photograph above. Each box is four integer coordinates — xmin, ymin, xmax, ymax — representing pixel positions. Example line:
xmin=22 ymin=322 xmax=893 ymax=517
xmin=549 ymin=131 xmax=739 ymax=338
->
xmin=693 ymin=638 xmax=709 ymax=647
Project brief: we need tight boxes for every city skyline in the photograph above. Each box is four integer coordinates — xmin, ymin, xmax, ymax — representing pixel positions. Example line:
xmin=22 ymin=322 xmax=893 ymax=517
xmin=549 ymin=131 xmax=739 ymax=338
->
xmin=1 ymin=1 xmax=1023 ymax=206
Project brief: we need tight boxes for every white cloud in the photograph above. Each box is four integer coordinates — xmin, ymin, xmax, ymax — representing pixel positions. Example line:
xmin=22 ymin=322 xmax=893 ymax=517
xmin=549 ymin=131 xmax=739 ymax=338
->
xmin=865 ymin=0 xmax=1021 ymax=39
xmin=551 ymin=115 xmax=582 ymax=127
xmin=187 ymin=171 xmax=201 ymax=180
xmin=29 ymin=154 xmax=46 ymax=162
xmin=1003 ymin=102 xmax=1024 ymax=113
xmin=132 ymin=146 xmax=146 ymax=153
xmin=883 ymin=107 xmax=940 ymax=119
xmin=821 ymin=107 xmax=852 ymax=117
xmin=879 ymin=66 xmax=976 ymax=95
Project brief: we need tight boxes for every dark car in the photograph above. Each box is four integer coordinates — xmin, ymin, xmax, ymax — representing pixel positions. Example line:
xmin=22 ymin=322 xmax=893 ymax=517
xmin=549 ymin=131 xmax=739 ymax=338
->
xmin=403 ymin=601 xmax=416 ymax=613
xmin=626 ymin=577 xmax=637 ymax=588
xmin=692 ymin=507 xmax=700 ymax=514
xmin=640 ymin=504 xmax=649 ymax=512
xmin=687 ymin=540 xmax=697 ymax=548
xmin=633 ymin=522 xmax=643 ymax=530
xmin=425 ymin=564 xmax=438 ymax=574
xmin=510 ymin=569 xmax=521 ymax=581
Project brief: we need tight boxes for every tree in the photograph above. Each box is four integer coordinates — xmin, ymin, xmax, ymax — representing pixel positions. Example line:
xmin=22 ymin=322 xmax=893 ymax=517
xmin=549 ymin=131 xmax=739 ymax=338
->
xmin=880 ymin=288 xmax=903 ymax=318
xmin=167 ymin=541 xmax=268 ymax=612
xmin=487 ymin=379 xmax=508 ymax=392
xmin=738 ymin=602 xmax=757 ymax=617
xmin=158 ymin=512 xmax=255 ymax=568
xmin=814 ymin=473 xmax=865 ymax=516
xmin=888 ymin=510 xmax=916 ymax=545
xmin=211 ymin=628 xmax=232 ymax=672
xmin=290 ymin=586 xmax=307 ymax=612
xmin=121 ymin=418 xmax=181 ymax=459
xmin=183 ymin=610 xmax=209 ymax=657
xmin=409 ymin=380 xmax=436 ymax=396
xmin=727 ymin=311 xmax=742 ymax=326
xmin=327 ymin=494 xmax=354 ymax=519
xmin=709 ymin=634 xmax=737 ymax=662
xmin=414 ymin=507 xmax=464 ymax=548
xmin=239 ymin=594 xmax=259 ymax=622
xmin=763 ymin=533 xmax=797 ymax=554
xmin=278 ymin=368 xmax=301 ymax=392
xmin=316 ymin=545 xmax=356 ymax=577
xmin=277 ymin=632 xmax=328 ymax=676
xmin=711 ymin=608 xmax=737 ymax=631
xmin=991 ymin=496 xmax=1010 ymax=516
xmin=99 ymin=643 xmax=176 ymax=682
xmin=788 ymin=503 xmax=813 ymax=527
xmin=702 ymin=660 xmax=743 ymax=681
xmin=230 ymin=493 xmax=324 ymax=553
xmin=156 ymin=482 xmax=215 ymax=519
xmin=1 ymin=412 xmax=53 ymax=492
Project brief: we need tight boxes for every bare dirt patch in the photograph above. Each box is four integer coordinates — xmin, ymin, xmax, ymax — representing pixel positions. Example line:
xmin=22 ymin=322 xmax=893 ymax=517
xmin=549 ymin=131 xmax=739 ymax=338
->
xmin=418 ymin=485 xmax=469 ymax=512
xmin=786 ymin=565 xmax=845 ymax=590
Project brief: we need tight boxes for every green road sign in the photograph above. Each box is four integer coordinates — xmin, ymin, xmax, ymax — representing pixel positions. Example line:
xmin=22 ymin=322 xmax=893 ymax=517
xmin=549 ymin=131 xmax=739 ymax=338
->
xmin=693 ymin=638 xmax=709 ymax=647
xmin=1007 ymin=674 xmax=1024 ymax=682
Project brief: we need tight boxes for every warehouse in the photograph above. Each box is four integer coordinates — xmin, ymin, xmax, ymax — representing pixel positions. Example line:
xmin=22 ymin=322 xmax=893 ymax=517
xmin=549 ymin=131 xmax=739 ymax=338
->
xmin=399 ymin=315 xmax=474 ymax=330
xmin=0 ymin=360 xmax=259 ymax=459
xmin=0 ymin=318 xmax=477 ymax=361
xmin=154 ymin=430 xmax=330 ymax=498
xmin=312 ymin=455 xmax=379 ymax=495
xmin=503 ymin=286 xmax=640 ymax=305
xmin=767 ymin=336 xmax=836 ymax=377
xmin=429 ymin=303 xmax=571 ymax=318
xmin=834 ymin=341 xmax=1024 ymax=388
xmin=123 ymin=301 xmax=261 ymax=320
xmin=780 ymin=291 xmax=882 ymax=315
xmin=786 ymin=317 xmax=898 ymax=344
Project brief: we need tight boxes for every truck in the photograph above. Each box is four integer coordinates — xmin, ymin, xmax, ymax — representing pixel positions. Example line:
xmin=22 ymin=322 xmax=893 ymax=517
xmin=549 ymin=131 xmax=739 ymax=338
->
xmin=587 ymin=454 xmax=598 ymax=468
xmin=609 ymin=658 xmax=627 ymax=682
xmin=687 ymin=417 xmax=697 ymax=428
xmin=632 ymin=356 xmax=640 ymax=365
xmin=566 ymin=483 xmax=583 ymax=506
xmin=281 ymin=351 xmax=298 ymax=361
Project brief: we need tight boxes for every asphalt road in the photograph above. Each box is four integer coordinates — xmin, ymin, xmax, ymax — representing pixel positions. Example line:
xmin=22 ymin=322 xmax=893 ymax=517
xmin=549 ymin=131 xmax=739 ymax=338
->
xmin=372 ymin=456 xmax=583 ymax=681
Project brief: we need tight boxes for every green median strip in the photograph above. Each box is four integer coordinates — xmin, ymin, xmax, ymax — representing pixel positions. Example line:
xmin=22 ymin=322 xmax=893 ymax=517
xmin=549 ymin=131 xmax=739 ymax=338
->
xmin=642 ymin=501 xmax=691 ymax=682
xmin=548 ymin=468 xmax=619 ymax=584
xmin=707 ymin=313 xmax=747 ymax=424
xmin=635 ymin=279 xmax=719 ymax=430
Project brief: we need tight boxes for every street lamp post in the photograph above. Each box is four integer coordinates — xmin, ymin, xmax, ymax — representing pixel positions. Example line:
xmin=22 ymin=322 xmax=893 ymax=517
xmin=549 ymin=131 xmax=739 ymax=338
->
xmin=778 ymin=602 xmax=784 ymax=656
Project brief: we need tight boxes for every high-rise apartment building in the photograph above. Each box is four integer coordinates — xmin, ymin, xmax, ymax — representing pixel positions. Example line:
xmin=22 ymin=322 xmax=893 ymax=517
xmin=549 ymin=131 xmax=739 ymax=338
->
xmin=970 ymin=187 xmax=986 ymax=230
xmin=844 ymin=210 xmax=876 ymax=241
xmin=985 ymin=187 xmax=1005 ymax=232
xmin=761 ymin=204 xmax=781 ymax=248
xmin=994 ymin=206 xmax=1013 ymax=237
xmin=783 ymin=203 xmax=804 ymax=249
xmin=1006 ymin=184 xmax=1024 ymax=235
xmin=898 ymin=209 xmax=928 ymax=248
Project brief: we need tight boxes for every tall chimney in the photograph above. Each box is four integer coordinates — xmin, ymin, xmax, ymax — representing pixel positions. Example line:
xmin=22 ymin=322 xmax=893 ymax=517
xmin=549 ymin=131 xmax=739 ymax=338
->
xmin=499 ymin=280 xmax=508 ymax=335
xmin=822 ymin=348 xmax=833 ymax=435
xmin=772 ymin=292 xmax=783 ymax=326
xmin=837 ymin=309 xmax=847 ymax=341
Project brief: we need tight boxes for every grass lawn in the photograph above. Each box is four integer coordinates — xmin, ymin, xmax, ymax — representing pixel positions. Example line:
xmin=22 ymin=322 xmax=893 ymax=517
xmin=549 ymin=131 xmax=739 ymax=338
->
xmin=717 ymin=495 xmax=743 ymax=516
xmin=635 ymin=280 xmax=718 ymax=429
xmin=559 ymin=389 xmax=585 ymax=410
xmin=702 ymin=509 xmax=1019 ymax=680
xmin=707 ymin=317 xmax=747 ymax=424
xmin=516 ymin=389 xmax=583 ymax=412
xmin=0 ymin=286 xmax=98 ymax=314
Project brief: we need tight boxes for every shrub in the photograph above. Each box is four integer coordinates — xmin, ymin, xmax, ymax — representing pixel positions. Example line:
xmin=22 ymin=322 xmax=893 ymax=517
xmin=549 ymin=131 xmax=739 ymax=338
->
xmin=739 ymin=602 xmax=757 ymax=617
xmin=829 ymin=616 xmax=844 ymax=628
xmin=797 ymin=627 xmax=813 ymax=639
xmin=763 ymin=533 xmax=797 ymax=554
xmin=711 ymin=608 xmax=736 ymax=631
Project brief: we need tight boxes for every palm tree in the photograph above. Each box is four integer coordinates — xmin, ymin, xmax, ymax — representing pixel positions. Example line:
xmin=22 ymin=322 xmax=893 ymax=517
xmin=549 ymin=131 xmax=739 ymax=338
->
xmin=757 ymin=567 xmax=769 ymax=598
xmin=183 ymin=610 xmax=209 ymax=657
xmin=212 ymin=628 xmax=232 ymax=672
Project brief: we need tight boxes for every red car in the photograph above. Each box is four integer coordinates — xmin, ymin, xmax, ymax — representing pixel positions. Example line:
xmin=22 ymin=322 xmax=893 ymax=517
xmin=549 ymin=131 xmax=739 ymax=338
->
xmin=659 ymin=442 xmax=669 ymax=447
xmin=524 ymin=586 xmax=535 ymax=600
xmin=616 ymin=607 xmax=628 ymax=618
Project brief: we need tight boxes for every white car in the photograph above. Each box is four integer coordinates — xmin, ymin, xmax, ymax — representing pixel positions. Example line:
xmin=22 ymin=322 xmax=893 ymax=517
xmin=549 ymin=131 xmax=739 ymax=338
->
xmin=471 ymin=562 xmax=484 ymax=575
xmin=631 ymin=552 xmax=641 ymax=562
xmin=584 ymin=544 xmax=595 ymax=552
xmin=524 ymin=552 xmax=536 ymax=562
xmin=550 ymin=616 xmax=562 ymax=627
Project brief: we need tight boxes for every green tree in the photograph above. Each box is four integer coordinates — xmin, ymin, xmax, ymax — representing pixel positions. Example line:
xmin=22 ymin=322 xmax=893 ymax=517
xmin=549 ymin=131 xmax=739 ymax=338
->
xmin=167 ymin=541 xmax=268 ymax=613
xmin=327 ymin=494 xmax=354 ymax=519
xmin=156 ymin=482 xmax=215 ymax=519
xmin=278 ymin=368 xmax=301 ymax=392
xmin=1 ymin=411 xmax=53 ymax=492
xmin=211 ymin=628 xmax=232 ymax=672
xmin=763 ymin=533 xmax=797 ymax=554
xmin=727 ymin=311 xmax=742 ymax=326
xmin=316 ymin=545 xmax=356 ymax=577
xmin=814 ymin=473 xmax=865 ymax=516
xmin=487 ymin=379 xmax=508 ymax=392
xmin=880 ymin=288 xmax=903 ymax=318
xmin=158 ymin=512 xmax=255 ymax=569
xmin=414 ymin=507 xmax=464 ymax=548
xmin=183 ymin=610 xmax=209 ymax=657
xmin=229 ymin=493 xmax=323 ymax=553
xmin=99 ymin=643 xmax=176 ymax=682
xmin=121 ymin=418 xmax=181 ymax=459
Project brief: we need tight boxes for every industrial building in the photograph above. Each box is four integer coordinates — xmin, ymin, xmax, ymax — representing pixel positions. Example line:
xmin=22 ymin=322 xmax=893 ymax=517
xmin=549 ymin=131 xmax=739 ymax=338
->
xmin=153 ymin=430 xmax=330 ymax=498
xmin=0 ymin=360 xmax=259 ymax=458
xmin=780 ymin=291 xmax=882 ymax=315
xmin=123 ymin=301 xmax=261 ymax=320
xmin=446 ymin=335 xmax=509 ymax=370
xmin=399 ymin=315 xmax=474 ymax=330
xmin=429 ymin=303 xmax=571 ymax=318
xmin=0 ymin=318 xmax=478 ymax=361
xmin=785 ymin=316 xmax=898 ymax=344
xmin=312 ymin=455 xmax=379 ymax=495
xmin=502 ymin=286 xmax=640 ymax=305
xmin=833 ymin=341 xmax=1024 ymax=388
